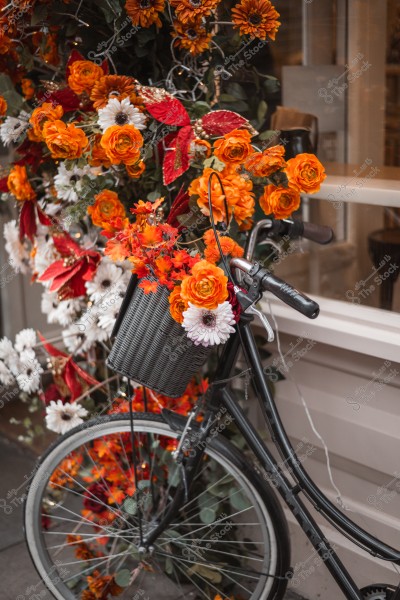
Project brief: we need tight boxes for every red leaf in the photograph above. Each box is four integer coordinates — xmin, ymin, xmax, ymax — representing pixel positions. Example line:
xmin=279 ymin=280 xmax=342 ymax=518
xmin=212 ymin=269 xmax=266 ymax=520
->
xmin=19 ymin=201 xmax=37 ymax=241
xmin=70 ymin=358 xmax=100 ymax=388
xmin=100 ymin=59 xmax=109 ymax=75
xmin=37 ymin=205 xmax=52 ymax=226
xmin=48 ymin=262 xmax=83 ymax=292
xmin=38 ymin=332 xmax=67 ymax=358
xmin=139 ymin=86 xmax=190 ymax=126
xmin=139 ymin=280 xmax=158 ymax=294
xmin=44 ymin=88 xmax=82 ymax=113
xmin=200 ymin=110 xmax=249 ymax=136
xmin=64 ymin=360 xmax=82 ymax=401
xmin=52 ymin=233 xmax=82 ymax=257
xmin=167 ymin=187 xmax=190 ymax=228
xmin=0 ymin=176 xmax=8 ymax=193
xmin=163 ymin=125 xmax=194 ymax=185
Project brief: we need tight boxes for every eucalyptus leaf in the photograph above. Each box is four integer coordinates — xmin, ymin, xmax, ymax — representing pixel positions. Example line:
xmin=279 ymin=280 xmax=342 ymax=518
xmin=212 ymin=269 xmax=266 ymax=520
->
xmin=115 ymin=569 xmax=131 ymax=587
xmin=138 ymin=479 xmax=150 ymax=490
xmin=257 ymin=100 xmax=268 ymax=124
xmin=165 ymin=557 xmax=174 ymax=575
xmin=168 ymin=464 xmax=181 ymax=487
xmin=123 ymin=498 xmax=137 ymax=515
xmin=199 ymin=507 xmax=216 ymax=524
xmin=229 ymin=486 xmax=251 ymax=511
xmin=226 ymin=82 xmax=247 ymax=100
xmin=187 ymin=563 xmax=222 ymax=583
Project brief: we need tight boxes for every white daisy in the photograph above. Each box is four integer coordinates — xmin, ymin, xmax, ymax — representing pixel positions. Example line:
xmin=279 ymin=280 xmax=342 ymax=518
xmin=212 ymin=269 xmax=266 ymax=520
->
xmin=33 ymin=230 xmax=59 ymax=277
xmin=15 ymin=349 xmax=43 ymax=393
xmin=0 ymin=336 xmax=19 ymax=369
xmin=85 ymin=259 xmax=124 ymax=302
xmin=41 ymin=291 xmax=83 ymax=327
xmin=80 ymin=315 xmax=109 ymax=351
xmin=0 ymin=360 xmax=15 ymax=386
xmin=97 ymin=97 xmax=146 ymax=132
xmin=62 ymin=325 xmax=86 ymax=355
xmin=54 ymin=162 xmax=98 ymax=203
xmin=182 ymin=301 xmax=236 ymax=347
xmin=15 ymin=328 xmax=37 ymax=353
xmin=3 ymin=220 xmax=30 ymax=274
xmin=45 ymin=400 xmax=88 ymax=435
xmin=0 ymin=111 xmax=30 ymax=145
xmin=97 ymin=297 xmax=123 ymax=335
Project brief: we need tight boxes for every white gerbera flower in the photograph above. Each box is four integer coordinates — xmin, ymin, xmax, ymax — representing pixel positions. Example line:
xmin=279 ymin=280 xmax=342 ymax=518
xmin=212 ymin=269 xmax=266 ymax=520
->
xmin=45 ymin=400 xmax=88 ymax=435
xmin=41 ymin=292 xmax=83 ymax=326
xmin=0 ymin=111 xmax=29 ymax=145
xmin=81 ymin=316 xmax=109 ymax=351
xmin=97 ymin=297 xmax=123 ymax=334
xmin=0 ymin=360 xmax=15 ymax=386
xmin=0 ymin=336 xmax=19 ymax=370
xmin=182 ymin=301 xmax=236 ymax=347
xmin=54 ymin=162 xmax=98 ymax=203
xmin=62 ymin=325 xmax=86 ymax=355
xmin=3 ymin=220 xmax=30 ymax=274
xmin=97 ymin=97 xmax=146 ymax=132
xmin=33 ymin=231 xmax=59 ymax=278
xmin=15 ymin=328 xmax=37 ymax=353
xmin=15 ymin=349 xmax=43 ymax=393
xmin=85 ymin=259 xmax=124 ymax=302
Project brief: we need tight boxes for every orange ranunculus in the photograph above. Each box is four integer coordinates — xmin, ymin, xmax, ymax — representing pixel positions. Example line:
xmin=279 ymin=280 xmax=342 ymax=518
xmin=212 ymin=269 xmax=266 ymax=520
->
xmin=259 ymin=184 xmax=301 ymax=219
xmin=203 ymin=229 xmax=244 ymax=264
xmin=100 ymin=124 xmax=143 ymax=166
xmin=244 ymin=144 xmax=286 ymax=178
xmin=180 ymin=260 xmax=228 ymax=310
xmin=88 ymin=133 xmax=112 ymax=167
xmin=29 ymin=102 xmax=64 ymax=139
xmin=126 ymin=159 xmax=146 ymax=179
xmin=189 ymin=138 xmax=212 ymax=160
xmin=87 ymin=190 xmax=126 ymax=229
xmin=7 ymin=165 xmax=36 ymax=202
xmin=221 ymin=166 xmax=255 ymax=229
xmin=189 ymin=167 xmax=228 ymax=223
xmin=21 ymin=78 xmax=35 ymax=100
xmin=0 ymin=95 xmax=7 ymax=116
xmin=213 ymin=128 xmax=253 ymax=164
xmin=68 ymin=60 xmax=104 ymax=95
xmin=169 ymin=286 xmax=189 ymax=324
xmin=285 ymin=153 xmax=326 ymax=194
xmin=42 ymin=120 xmax=88 ymax=159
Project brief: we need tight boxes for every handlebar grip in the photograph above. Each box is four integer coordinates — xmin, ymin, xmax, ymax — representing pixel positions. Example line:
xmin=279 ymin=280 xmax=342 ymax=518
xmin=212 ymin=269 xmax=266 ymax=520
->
xmin=300 ymin=221 xmax=334 ymax=245
xmin=262 ymin=272 xmax=320 ymax=319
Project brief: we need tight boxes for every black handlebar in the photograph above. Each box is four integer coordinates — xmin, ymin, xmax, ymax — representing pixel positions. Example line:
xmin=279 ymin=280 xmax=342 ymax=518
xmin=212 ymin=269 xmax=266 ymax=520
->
xmin=270 ymin=219 xmax=334 ymax=245
xmin=261 ymin=271 xmax=320 ymax=319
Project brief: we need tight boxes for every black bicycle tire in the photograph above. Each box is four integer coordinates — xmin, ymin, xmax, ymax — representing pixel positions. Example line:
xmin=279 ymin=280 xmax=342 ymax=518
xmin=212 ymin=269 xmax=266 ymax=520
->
xmin=24 ymin=411 xmax=291 ymax=600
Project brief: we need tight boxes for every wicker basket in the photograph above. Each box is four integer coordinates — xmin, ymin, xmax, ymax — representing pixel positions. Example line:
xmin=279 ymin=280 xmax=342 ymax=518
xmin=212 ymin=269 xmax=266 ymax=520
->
xmin=107 ymin=275 xmax=211 ymax=398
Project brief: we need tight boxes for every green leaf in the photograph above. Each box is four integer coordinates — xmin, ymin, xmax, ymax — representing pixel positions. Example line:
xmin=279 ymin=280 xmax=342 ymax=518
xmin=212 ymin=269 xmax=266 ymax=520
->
xmin=165 ymin=557 xmax=174 ymax=575
xmin=229 ymin=486 xmax=251 ymax=511
xmin=115 ymin=569 xmax=131 ymax=588
xmin=219 ymin=93 xmax=238 ymax=103
xmin=257 ymin=100 xmax=268 ymax=124
xmin=97 ymin=0 xmax=122 ymax=22
xmin=263 ymin=77 xmax=280 ymax=94
xmin=203 ymin=156 xmax=225 ymax=172
xmin=147 ymin=190 xmax=161 ymax=201
xmin=123 ymin=498 xmax=137 ymax=515
xmin=226 ymin=82 xmax=247 ymax=100
xmin=138 ymin=479 xmax=150 ymax=490
xmin=199 ymin=507 xmax=216 ymax=524
xmin=0 ymin=74 xmax=24 ymax=114
xmin=258 ymin=129 xmax=278 ymax=142
xmin=168 ymin=464 xmax=181 ymax=487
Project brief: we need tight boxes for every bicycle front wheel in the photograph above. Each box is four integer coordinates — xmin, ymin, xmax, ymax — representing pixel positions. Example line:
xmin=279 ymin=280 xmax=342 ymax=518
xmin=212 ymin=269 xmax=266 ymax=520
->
xmin=25 ymin=412 xmax=290 ymax=600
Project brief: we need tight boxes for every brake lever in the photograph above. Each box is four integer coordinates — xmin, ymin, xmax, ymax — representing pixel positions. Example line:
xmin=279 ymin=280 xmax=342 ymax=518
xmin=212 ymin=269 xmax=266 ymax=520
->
xmin=245 ymin=304 xmax=275 ymax=342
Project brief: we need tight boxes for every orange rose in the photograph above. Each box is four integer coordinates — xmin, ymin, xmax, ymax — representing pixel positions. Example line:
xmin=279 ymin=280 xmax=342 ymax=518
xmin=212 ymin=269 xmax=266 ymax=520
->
xmin=189 ymin=167 xmax=228 ymax=223
xmin=285 ymin=153 xmax=326 ymax=194
xmin=42 ymin=120 xmax=88 ymax=160
xmin=244 ymin=145 xmax=286 ymax=178
xmin=259 ymin=184 xmax=301 ymax=219
xmin=213 ymin=128 xmax=253 ymax=164
xmin=89 ymin=134 xmax=112 ymax=167
xmin=29 ymin=102 xmax=64 ymax=139
xmin=87 ymin=190 xmax=126 ymax=229
xmin=203 ymin=229 xmax=244 ymax=264
xmin=126 ymin=160 xmax=146 ymax=179
xmin=21 ymin=78 xmax=35 ymax=100
xmin=0 ymin=95 xmax=7 ymax=117
xmin=68 ymin=60 xmax=104 ymax=95
xmin=100 ymin=124 xmax=143 ymax=166
xmin=169 ymin=286 xmax=189 ymax=324
xmin=7 ymin=165 xmax=36 ymax=202
xmin=180 ymin=260 xmax=228 ymax=309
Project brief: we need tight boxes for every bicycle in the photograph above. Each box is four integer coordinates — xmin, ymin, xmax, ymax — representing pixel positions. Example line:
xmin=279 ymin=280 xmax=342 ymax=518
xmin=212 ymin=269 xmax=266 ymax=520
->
xmin=24 ymin=218 xmax=400 ymax=600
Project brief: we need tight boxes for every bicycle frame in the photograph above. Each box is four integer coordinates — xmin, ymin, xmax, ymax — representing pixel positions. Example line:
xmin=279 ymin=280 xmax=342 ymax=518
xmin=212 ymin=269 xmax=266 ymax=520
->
xmin=144 ymin=311 xmax=400 ymax=599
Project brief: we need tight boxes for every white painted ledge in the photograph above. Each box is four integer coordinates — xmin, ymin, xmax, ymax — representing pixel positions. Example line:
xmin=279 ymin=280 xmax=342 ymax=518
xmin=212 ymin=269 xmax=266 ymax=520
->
xmin=261 ymin=294 xmax=400 ymax=362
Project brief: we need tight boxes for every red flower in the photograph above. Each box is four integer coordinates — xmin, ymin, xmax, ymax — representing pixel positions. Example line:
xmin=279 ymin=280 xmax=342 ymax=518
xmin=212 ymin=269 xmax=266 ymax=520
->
xmin=228 ymin=281 xmax=243 ymax=322
xmin=39 ymin=233 xmax=101 ymax=299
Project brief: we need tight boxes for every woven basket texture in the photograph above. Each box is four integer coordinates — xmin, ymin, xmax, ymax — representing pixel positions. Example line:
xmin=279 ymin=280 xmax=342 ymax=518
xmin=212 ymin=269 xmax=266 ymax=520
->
xmin=107 ymin=278 xmax=210 ymax=398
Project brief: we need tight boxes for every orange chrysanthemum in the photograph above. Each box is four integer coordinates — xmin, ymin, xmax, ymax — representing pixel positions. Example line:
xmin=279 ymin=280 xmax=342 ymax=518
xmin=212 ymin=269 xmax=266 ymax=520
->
xmin=170 ymin=0 xmax=219 ymax=24
xmin=188 ymin=167 xmax=228 ymax=223
xmin=87 ymin=190 xmax=126 ymax=230
xmin=259 ymin=184 xmax=301 ymax=219
xmin=88 ymin=133 xmax=112 ymax=167
xmin=180 ymin=260 xmax=228 ymax=309
xmin=231 ymin=0 xmax=281 ymax=41
xmin=86 ymin=570 xmax=122 ymax=599
xmin=0 ymin=95 xmax=7 ymax=116
xmin=169 ymin=285 xmax=189 ymax=323
xmin=42 ymin=120 xmax=89 ymax=160
xmin=126 ymin=159 xmax=146 ymax=178
xmin=29 ymin=102 xmax=64 ymax=140
xmin=100 ymin=124 xmax=143 ymax=165
xmin=68 ymin=60 xmax=104 ymax=95
xmin=7 ymin=165 xmax=36 ymax=202
xmin=203 ymin=229 xmax=244 ymax=264
xmin=90 ymin=75 xmax=142 ymax=110
xmin=21 ymin=78 xmax=35 ymax=100
xmin=213 ymin=128 xmax=253 ymax=164
xmin=285 ymin=153 xmax=326 ymax=194
xmin=244 ymin=144 xmax=286 ymax=178
xmin=172 ymin=19 xmax=212 ymax=55
xmin=125 ymin=0 xmax=165 ymax=28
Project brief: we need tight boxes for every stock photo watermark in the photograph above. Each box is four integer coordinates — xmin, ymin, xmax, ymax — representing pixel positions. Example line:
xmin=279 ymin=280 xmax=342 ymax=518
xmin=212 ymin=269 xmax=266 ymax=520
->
xmin=215 ymin=38 xmax=268 ymax=80
xmin=345 ymin=254 xmax=398 ymax=304
xmin=326 ymin=157 xmax=380 ymax=208
xmin=318 ymin=53 xmax=372 ymax=104
xmin=263 ymin=437 xmax=317 ymax=488
xmin=264 ymin=332 xmax=317 ymax=381
xmin=345 ymin=360 xmax=399 ymax=411
xmin=367 ymin=471 xmax=400 ymax=512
